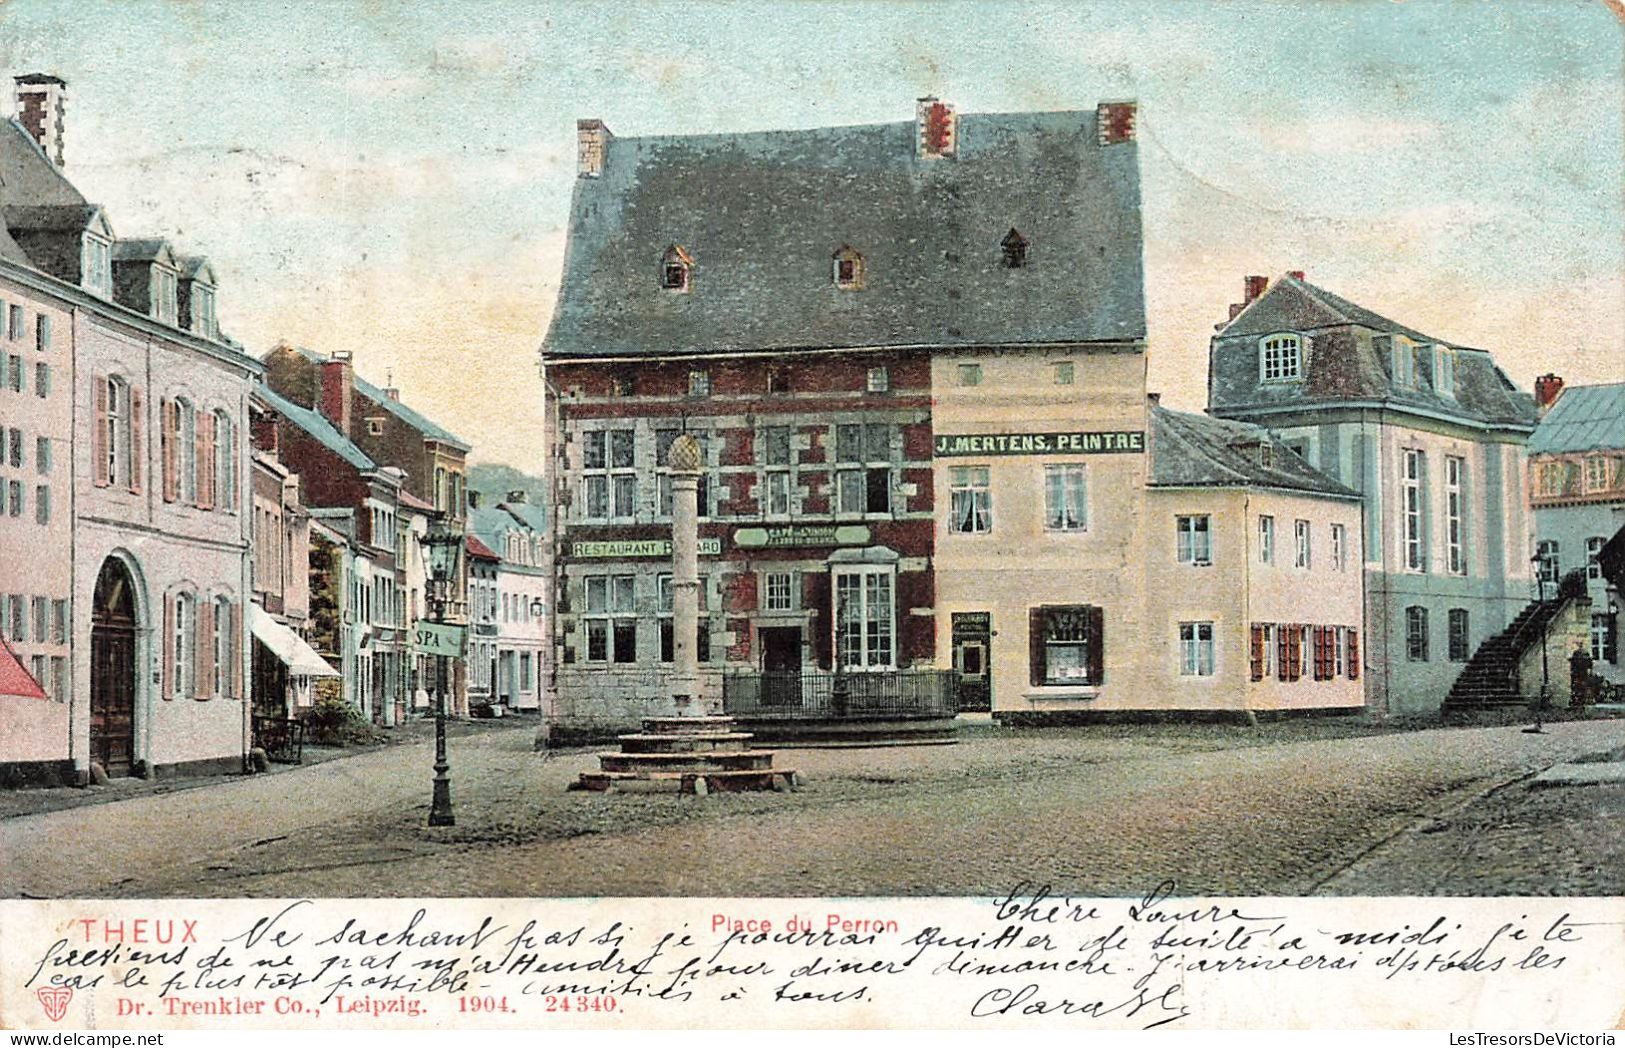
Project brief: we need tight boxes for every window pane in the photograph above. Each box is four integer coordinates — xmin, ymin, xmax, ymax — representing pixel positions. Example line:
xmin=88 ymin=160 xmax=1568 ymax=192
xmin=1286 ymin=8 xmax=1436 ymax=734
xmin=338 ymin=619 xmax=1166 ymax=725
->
xmin=766 ymin=427 xmax=791 ymax=465
xmin=612 ymin=474 xmax=636 ymax=516
xmin=613 ymin=575 xmax=635 ymax=613
xmin=613 ymin=620 xmax=637 ymax=662
xmin=838 ymin=470 xmax=864 ymax=513
xmin=586 ymin=620 xmax=607 ymax=661
xmin=866 ymin=468 xmax=890 ymax=514
xmin=836 ymin=424 xmax=862 ymax=463
xmin=864 ymin=423 xmax=890 ymax=462
xmin=610 ymin=430 xmax=634 ymax=468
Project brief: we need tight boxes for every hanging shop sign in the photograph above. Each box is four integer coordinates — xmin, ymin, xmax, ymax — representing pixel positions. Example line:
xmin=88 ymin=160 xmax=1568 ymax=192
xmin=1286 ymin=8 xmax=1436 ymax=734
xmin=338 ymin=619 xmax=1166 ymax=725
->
xmin=413 ymin=622 xmax=466 ymax=658
xmin=733 ymin=524 xmax=872 ymax=549
xmin=570 ymin=538 xmax=723 ymax=559
xmin=932 ymin=430 xmax=1145 ymax=457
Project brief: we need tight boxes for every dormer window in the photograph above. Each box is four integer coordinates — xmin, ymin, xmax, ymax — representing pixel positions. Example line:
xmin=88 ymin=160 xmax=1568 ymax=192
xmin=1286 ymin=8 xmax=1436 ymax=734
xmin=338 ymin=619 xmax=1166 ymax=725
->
xmin=190 ymin=284 xmax=217 ymax=338
xmin=1436 ymin=347 xmax=1456 ymax=397
xmin=660 ymin=245 xmax=692 ymax=293
xmin=1259 ymin=333 xmax=1303 ymax=383
xmin=832 ymin=246 xmax=864 ymax=290
xmin=153 ymin=265 xmax=178 ymax=324
xmin=1001 ymin=229 xmax=1028 ymax=269
xmin=81 ymin=234 xmax=112 ymax=297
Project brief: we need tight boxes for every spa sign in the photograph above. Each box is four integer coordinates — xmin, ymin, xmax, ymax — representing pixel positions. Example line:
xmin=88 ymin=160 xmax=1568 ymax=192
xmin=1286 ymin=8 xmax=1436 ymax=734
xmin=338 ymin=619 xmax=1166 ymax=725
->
xmin=933 ymin=430 xmax=1146 ymax=457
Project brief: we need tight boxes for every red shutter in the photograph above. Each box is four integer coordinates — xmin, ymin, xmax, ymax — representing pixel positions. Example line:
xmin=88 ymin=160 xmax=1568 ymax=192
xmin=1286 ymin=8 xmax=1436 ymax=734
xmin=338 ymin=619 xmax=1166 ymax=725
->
xmin=1085 ymin=605 xmax=1104 ymax=684
xmin=161 ymin=399 xmax=177 ymax=502
xmin=197 ymin=413 xmax=215 ymax=510
xmin=1311 ymin=626 xmax=1323 ymax=681
xmin=1276 ymin=626 xmax=1290 ymax=681
xmin=1029 ymin=607 xmax=1046 ymax=686
xmin=1249 ymin=625 xmax=1264 ymax=682
xmin=1347 ymin=629 xmax=1360 ymax=681
xmin=230 ymin=602 xmax=243 ymax=699
xmin=197 ymin=599 xmax=214 ymax=699
xmin=92 ymin=376 xmax=109 ymax=487
xmin=1286 ymin=626 xmax=1302 ymax=682
xmin=129 ymin=387 xmax=144 ymax=494
xmin=161 ymin=596 xmax=175 ymax=700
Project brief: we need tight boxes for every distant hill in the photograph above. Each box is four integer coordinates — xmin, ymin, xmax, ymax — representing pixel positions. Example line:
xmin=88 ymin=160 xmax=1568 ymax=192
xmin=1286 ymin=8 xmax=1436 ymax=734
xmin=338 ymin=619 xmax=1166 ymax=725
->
xmin=468 ymin=463 xmax=546 ymax=510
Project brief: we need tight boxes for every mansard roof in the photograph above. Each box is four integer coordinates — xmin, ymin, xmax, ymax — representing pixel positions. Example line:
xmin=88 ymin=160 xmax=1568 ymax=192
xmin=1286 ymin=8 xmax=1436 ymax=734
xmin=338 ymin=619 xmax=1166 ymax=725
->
xmin=1209 ymin=274 xmax=1536 ymax=429
xmin=1150 ymin=403 xmax=1359 ymax=498
xmin=544 ymin=107 xmax=1145 ymax=361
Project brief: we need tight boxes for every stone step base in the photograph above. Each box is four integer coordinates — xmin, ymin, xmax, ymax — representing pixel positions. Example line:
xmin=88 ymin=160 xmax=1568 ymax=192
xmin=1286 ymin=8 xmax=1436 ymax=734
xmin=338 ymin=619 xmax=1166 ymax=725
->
xmin=616 ymin=732 xmax=756 ymax=753
xmin=597 ymin=750 xmax=779 ymax=773
xmin=572 ymin=768 xmax=801 ymax=795
xmin=640 ymin=716 xmax=739 ymax=735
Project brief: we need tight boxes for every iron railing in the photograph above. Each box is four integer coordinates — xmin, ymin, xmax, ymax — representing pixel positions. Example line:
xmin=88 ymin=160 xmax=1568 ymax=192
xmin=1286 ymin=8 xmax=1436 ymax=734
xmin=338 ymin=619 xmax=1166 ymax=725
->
xmin=722 ymin=669 xmax=959 ymax=720
xmin=252 ymin=715 xmax=305 ymax=764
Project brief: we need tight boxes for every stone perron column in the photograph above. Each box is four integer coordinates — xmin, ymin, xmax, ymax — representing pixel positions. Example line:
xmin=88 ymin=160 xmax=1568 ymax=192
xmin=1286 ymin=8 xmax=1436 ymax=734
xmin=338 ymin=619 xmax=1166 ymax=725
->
xmin=668 ymin=433 xmax=702 ymax=712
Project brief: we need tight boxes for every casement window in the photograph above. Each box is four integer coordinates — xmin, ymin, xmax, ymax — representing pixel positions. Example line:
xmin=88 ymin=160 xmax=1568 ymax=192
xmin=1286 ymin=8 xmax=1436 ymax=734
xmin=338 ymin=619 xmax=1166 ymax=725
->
xmin=1294 ymin=519 xmax=1312 ymax=568
xmin=213 ymin=596 xmax=232 ymax=696
xmin=1001 ymin=228 xmax=1029 ymax=268
xmin=687 ymin=370 xmax=710 ymax=397
xmin=30 ymin=597 xmax=47 ymax=643
xmin=957 ymin=363 xmax=982 ymax=387
xmin=5 ymin=593 xmax=23 ymax=638
xmin=1436 ymin=348 xmax=1456 ymax=397
xmin=1402 ymin=449 xmax=1426 ymax=571
xmin=173 ymin=399 xmax=197 ymax=504
xmin=7 ymin=353 xmax=22 ymax=392
xmin=948 ymin=465 xmax=991 ymax=534
xmin=51 ymin=656 xmax=65 ymax=702
xmin=6 ymin=427 xmax=20 ymax=467
xmin=1588 ymin=536 xmax=1606 ymax=580
xmin=31 ymin=655 xmax=45 ymax=694
xmin=1275 ymin=624 xmax=1304 ymax=682
xmin=33 ymin=484 xmax=48 ymax=524
xmin=866 ymin=367 xmax=889 ymax=393
xmin=1259 ymin=334 xmax=1303 ymax=382
xmin=1536 ymin=540 xmax=1560 ymax=583
xmin=1249 ymin=623 xmax=1277 ymax=681
xmin=1258 ymin=515 xmax=1275 ymax=564
xmin=1179 ymin=622 xmax=1215 ymax=677
xmin=763 ymin=425 xmax=792 ymax=517
xmin=1584 ymin=456 xmax=1608 ymax=492
xmin=33 ymin=362 xmax=49 ymax=398
xmin=833 ymin=565 xmax=894 ymax=670
xmin=584 ymin=575 xmax=636 ymax=663
xmin=7 ymin=304 xmax=22 ymax=340
xmin=582 ymin=429 xmax=636 ymax=520
xmin=51 ymin=600 xmax=66 ymax=644
xmin=1330 ymin=523 xmax=1347 ymax=571
xmin=1052 ymin=361 xmax=1074 ymax=386
xmin=7 ymin=479 xmax=22 ymax=517
xmin=1406 ymin=605 xmax=1429 ymax=662
xmin=1445 ymin=456 xmax=1466 ymax=575
xmin=832 ymin=246 xmax=864 ymax=290
xmin=1043 ymin=464 xmax=1087 ymax=531
xmin=153 ymin=267 xmax=178 ymax=324
xmin=1591 ymin=613 xmax=1618 ymax=665
xmin=82 ymin=235 xmax=112 ymax=295
xmin=834 ymin=422 xmax=892 ymax=516
xmin=764 ymin=571 xmax=795 ymax=612
xmin=35 ymin=436 xmax=50 ymax=475
xmin=1536 ymin=461 xmax=1565 ymax=497
xmin=1176 ymin=515 xmax=1212 ymax=566
xmin=660 ymin=244 xmax=692 ymax=292
xmin=191 ymin=285 xmax=216 ymax=338
xmin=1333 ymin=626 xmax=1347 ymax=677
xmin=36 ymin=314 xmax=51 ymax=352
xmin=94 ymin=376 xmax=141 ymax=492
xmin=1381 ymin=334 xmax=1417 ymax=388
xmin=1448 ymin=608 xmax=1470 ymax=663
xmin=1030 ymin=604 xmax=1104 ymax=686
xmin=1346 ymin=628 xmax=1361 ymax=679
xmin=170 ymin=592 xmax=195 ymax=698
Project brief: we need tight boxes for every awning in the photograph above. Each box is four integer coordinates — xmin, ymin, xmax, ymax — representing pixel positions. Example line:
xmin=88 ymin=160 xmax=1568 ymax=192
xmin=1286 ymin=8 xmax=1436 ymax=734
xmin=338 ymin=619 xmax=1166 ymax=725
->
xmin=0 ymin=637 xmax=46 ymax=699
xmin=249 ymin=606 xmax=340 ymax=678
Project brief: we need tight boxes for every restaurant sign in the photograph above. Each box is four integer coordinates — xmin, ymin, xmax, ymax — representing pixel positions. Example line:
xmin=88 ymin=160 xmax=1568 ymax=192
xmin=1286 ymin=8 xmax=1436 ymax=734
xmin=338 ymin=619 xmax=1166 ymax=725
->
xmin=570 ymin=538 xmax=723 ymax=559
xmin=733 ymin=524 xmax=872 ymax=549
xmin=933 ymin=430 xmax=1145 ymax=457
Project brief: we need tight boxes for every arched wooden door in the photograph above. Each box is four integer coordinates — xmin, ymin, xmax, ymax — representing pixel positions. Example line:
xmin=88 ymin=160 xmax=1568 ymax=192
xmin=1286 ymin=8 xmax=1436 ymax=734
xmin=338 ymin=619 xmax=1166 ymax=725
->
xmin=90 ymin=558 xmax=138 ymax=776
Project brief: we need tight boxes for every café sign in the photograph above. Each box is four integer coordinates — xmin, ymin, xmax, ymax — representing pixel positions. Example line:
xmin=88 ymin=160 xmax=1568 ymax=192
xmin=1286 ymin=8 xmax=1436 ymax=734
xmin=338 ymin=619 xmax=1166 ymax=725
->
xmin=733 ymin=524 xmax=871 ymax=549
xmin=570 ymin=538 xmax=722 ymax=559
xmin=933 ymin=430 xmax=1145 ymax=457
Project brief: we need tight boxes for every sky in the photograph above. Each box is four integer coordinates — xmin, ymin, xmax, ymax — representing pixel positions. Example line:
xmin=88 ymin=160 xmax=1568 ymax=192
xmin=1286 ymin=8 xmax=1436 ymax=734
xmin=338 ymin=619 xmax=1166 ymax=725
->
xmin=1 ymin=0 xmax=1620 ymax=468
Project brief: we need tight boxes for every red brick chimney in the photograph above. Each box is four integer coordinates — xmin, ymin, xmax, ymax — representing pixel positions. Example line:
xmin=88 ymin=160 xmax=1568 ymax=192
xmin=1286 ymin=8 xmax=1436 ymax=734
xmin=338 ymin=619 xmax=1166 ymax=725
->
xmin=1287 ymin=269 xmax=1306 ymax=281
xmin=1244 ymin=275 xmax=1269 ymax=303
xmin=318 ymin=351 xmax=354 ymax=437
xmin=916 ymin=97 xmax=957 ymax=158
xmin=1535 ymin=373 xmax=1564 ymax=412
xmin=14 ymin=73 xmax=66 ymax=166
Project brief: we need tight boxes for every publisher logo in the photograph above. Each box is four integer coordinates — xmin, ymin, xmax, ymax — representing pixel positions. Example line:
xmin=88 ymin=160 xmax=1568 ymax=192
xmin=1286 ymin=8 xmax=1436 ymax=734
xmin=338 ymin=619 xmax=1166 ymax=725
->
xmin=37 ymin=985 xmax=73 ymax=1022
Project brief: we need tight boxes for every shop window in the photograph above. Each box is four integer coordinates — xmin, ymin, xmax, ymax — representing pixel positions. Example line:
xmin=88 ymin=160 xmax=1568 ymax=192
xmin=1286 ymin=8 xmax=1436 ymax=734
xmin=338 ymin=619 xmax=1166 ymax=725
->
xmin=1029 ymin=604 xmax=1103 ymax=686
xmin=833 ymin=566 xmax=894 ymax=669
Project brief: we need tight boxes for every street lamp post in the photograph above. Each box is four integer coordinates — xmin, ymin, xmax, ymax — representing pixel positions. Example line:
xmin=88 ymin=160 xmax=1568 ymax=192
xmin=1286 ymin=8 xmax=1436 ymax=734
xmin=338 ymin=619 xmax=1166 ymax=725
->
xmin=1524 ymin=553 xmax=1550 ymax=736
xmin=422 ymin=514 xmax=462 ymax=826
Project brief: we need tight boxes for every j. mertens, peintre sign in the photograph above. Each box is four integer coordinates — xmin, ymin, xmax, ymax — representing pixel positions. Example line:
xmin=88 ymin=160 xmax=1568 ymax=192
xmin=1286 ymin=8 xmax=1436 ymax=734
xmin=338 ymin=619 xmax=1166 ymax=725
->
xmin=933 ymin=430 xmax=1146 ymax=456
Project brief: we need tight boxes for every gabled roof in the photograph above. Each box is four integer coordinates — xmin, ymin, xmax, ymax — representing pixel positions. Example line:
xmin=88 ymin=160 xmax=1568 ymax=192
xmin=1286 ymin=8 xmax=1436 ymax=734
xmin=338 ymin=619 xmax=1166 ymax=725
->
xmin=468 ymin=505 xmax=515 ymax=552
xmin=285 ymin=345 xmax=470 ymax=450
xmin=176 ymin=254 xmax=216 ymax=284
xmin=1529 ymin=383 xmax=1625 ymax=455
xmin=466 ymin=533 xmax=501 ymax=562
xmin=1150 ymin=403 xmax=1358 ymax=498
xmin=1210 ymin=274 xmax=1536 ymax=429
xmin=0 ymin=118 xmax=83 ymax=209
xmin=254 ymin=384 xmax=376 ymax=472
xmin=544 ymin=107 xmax=1146 ymax=360
xmin=499 ymin=500 xmax=548 ymax=533
xmin=112 ymin=238 xmax=176 ymax=265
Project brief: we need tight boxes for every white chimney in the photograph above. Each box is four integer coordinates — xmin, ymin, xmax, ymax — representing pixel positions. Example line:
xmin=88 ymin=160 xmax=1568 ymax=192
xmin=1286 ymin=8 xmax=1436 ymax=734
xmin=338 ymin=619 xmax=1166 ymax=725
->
xmin=577 ymin=119 xmax=611 ymax=178
xmin=14 ymin=74 xmax=67 ymax=166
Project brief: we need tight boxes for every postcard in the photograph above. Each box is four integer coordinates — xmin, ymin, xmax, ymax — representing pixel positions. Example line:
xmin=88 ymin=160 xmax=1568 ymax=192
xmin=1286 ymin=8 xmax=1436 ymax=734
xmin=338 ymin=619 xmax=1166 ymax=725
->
xmin=1 ymin=0 xmax=1623 ymax=1033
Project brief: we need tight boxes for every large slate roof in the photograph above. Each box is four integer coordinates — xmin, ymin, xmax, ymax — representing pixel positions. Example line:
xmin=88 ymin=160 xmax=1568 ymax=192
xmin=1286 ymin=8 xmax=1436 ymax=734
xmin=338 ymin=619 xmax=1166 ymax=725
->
xmin=0 ymin=118 xmax=90 ymax=267
xmin=544 ymin=108 xmax=1145 ymax=360
xmin=255 ymin=384 xmax=376 ymax=472
xmin=1529 ymin=383 xmax=1625 ymax=455
xmin=285 ymin=345 xmax=471 ymax=451
xmin=1150 ymin=403 xmax=1358 ymax=498
xmin=1210 ymin=274 xmax=1536 ymax=429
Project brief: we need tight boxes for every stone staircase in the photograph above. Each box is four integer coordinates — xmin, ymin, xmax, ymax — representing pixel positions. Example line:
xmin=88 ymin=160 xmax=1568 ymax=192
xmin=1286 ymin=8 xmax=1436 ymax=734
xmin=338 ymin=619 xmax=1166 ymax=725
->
xmin=1444 ymin=571 xmax=1586 ymax=712
xmin=572 ymin=715 xmax=799 ymax=794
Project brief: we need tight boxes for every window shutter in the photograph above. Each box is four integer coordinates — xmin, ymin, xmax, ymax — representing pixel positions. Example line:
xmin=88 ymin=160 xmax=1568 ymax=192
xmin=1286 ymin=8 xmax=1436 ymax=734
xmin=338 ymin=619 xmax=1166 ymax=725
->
xmin=1347 ymin=629 xmax=1360 ymax=680
xmin=1249 ymin=625 xmax=1264 ymax=682
xmin=195 ymin=411 xmax=213 ymax=508
xmin=161 ymin=596 xmax=175 ymax=700
xmin=1029 ymin=607 xmax=1046 ymax=687
xmin=129 ymin=387 xmax=144 ymax=494
xmin=1311 ymin=627 xmax=1324 ymax=680
xmin=1286 ymin=626 xmax=1302 ymax=681
xmin=161 ymin=399 xmax=177 ymax=502
xmin=1276 ymin=626 xmax=1289 ymax=681
xmin=93 ymin=377 xmax=110 ymax=487
xmin=197 ymin=599 xmax=214 ymax=699
xmin=1085 ymin=604 xmax=1105 ymax=684
xmin=230 ymin=602 xmax=243 ymax=699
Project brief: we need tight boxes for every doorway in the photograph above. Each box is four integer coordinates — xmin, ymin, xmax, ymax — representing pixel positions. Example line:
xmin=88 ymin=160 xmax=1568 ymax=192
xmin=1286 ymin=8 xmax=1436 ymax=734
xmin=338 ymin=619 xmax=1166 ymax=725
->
xmin=759 ymin=626 xmax=802 ymax=707
xmin=90 ymin=558 xmax=139 ymax=776
xmin=952 ymin=611 xmax=992 ymax=712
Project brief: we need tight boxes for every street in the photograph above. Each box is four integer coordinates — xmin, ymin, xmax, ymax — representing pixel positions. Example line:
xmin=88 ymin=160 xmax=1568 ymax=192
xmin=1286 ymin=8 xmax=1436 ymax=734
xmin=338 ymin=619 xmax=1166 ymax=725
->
xmin=3 ymin=717 xmax=1622 ymax=899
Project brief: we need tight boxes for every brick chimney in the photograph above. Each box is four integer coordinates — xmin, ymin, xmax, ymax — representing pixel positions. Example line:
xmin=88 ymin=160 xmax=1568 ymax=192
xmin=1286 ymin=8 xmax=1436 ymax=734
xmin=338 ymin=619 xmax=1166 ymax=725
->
xmin=1226 ymin=274 xmax=1270 ymax=321
xmin=1535 ymin=373 xmax=1565 ymax=412
xmin=14 ymin=74 xmax=66 ymax=166
xmin=318 ymin=351 xmax=354 ymax=437
xmin=916 ymin=97 xmax=956 ymax=159
xmin=577 ymin=119 xmax=611 ymax=178
xmin=1287 ymin=269 xmax=1306 ymax=281
xmin=1097 ymin=101 xmax=1138 ymax=146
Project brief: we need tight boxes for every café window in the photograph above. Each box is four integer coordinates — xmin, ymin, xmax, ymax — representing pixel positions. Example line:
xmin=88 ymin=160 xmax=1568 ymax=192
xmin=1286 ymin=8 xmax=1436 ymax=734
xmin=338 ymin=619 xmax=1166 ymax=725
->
xmin=949 ymin=465 xmax=991 ymax=534
xmin=764 ymin=571 xmax=796 ymax=612
xmin=763 ymin=425 xmax=792 ymax=517
xmin=1029 ymin=604 xmax=1103 ymax=686
xmin=833 ymin=565 xmax=894 ymax=670
xmin=835 ymin=422 xmax=892 ymax=516
xmin=584 ymin=574 xmax=637 ymax=663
